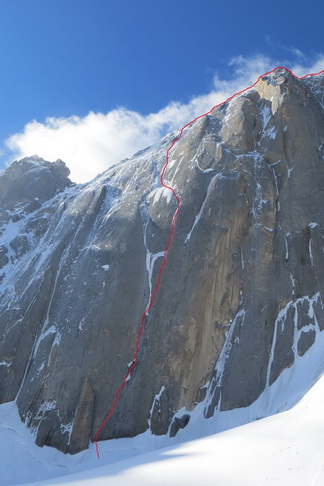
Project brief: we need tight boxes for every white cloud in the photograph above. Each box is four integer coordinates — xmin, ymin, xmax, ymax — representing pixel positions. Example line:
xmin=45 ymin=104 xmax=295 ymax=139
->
xmin=5 ymin=53 xmax=324 ymax=183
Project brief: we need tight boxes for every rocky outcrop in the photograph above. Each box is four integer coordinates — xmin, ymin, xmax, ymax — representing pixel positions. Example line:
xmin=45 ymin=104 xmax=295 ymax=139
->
xmin=0 ymin=156 xmax=71 ymax=211
xmin=0 ymin=68 xmax=324 ymax=454
xmin=0 ymin=157 xmax=72 ymax=274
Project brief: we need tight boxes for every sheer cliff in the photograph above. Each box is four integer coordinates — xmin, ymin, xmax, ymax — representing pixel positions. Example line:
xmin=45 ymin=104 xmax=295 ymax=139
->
xmin=0 ymin=68 xmax=324 ymax=454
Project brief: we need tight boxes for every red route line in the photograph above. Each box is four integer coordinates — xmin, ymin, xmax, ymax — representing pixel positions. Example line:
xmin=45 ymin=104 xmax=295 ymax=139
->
xmin=94 ymin=66 xmax=324 ymax=458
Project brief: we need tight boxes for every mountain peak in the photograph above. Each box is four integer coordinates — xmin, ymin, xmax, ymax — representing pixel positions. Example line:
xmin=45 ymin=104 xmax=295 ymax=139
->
xmin=0 ymin=157 xmax=72 ymax=211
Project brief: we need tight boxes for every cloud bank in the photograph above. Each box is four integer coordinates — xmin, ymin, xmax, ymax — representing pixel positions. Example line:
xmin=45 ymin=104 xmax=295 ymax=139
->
xmin=5 ymin=53 xmax=324 ymax=183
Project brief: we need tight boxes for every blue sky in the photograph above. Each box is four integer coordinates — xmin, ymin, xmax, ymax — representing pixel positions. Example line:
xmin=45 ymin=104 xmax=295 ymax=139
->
xmin=0 ymin=0 xmax=323 ymax=181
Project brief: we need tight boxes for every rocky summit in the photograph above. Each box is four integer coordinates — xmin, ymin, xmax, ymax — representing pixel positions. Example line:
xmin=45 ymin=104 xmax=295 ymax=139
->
xmin=0 ymin=68 xmax=324 ymax=454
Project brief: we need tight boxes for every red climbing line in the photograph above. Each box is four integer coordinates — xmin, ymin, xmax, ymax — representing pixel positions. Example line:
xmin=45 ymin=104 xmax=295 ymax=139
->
xmin=93 ymin=66 xmax=324 ymax=458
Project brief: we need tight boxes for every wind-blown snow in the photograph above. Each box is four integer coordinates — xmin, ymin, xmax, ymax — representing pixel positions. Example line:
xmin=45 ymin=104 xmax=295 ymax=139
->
xmin=261 ymin=104 xmax=272 ymax=130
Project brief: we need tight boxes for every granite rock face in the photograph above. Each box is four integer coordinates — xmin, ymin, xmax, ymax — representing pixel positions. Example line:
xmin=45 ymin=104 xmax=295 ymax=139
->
xmin=0 ymin=156 xmax=71 ymax=210
xmin=1 ymin=69 xmax=324 ymax=454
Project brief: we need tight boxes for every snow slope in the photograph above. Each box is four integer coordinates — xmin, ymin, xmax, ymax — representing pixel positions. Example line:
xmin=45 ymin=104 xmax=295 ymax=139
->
xmin=2 ymin=328 xmax=324 ymax=486
xmin=6 ymin=373 xmax=324 ymax=486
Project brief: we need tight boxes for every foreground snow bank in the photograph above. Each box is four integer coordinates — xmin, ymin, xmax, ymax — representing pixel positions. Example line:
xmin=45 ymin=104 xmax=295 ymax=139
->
xmin=2 ymin=328 xmax=324 ymax=485
xmin=20 ymin=373 xmax=324 ymax=486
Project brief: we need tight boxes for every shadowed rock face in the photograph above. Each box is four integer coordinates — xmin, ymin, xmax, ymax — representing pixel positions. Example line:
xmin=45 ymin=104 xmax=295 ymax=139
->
xmin=0 ymin=69 xmax=324 ymax=454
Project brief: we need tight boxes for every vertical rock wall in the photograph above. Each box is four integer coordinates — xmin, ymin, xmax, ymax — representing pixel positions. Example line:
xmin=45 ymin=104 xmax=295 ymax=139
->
xmin=0 ymin=69 xmax=324 ymax=453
